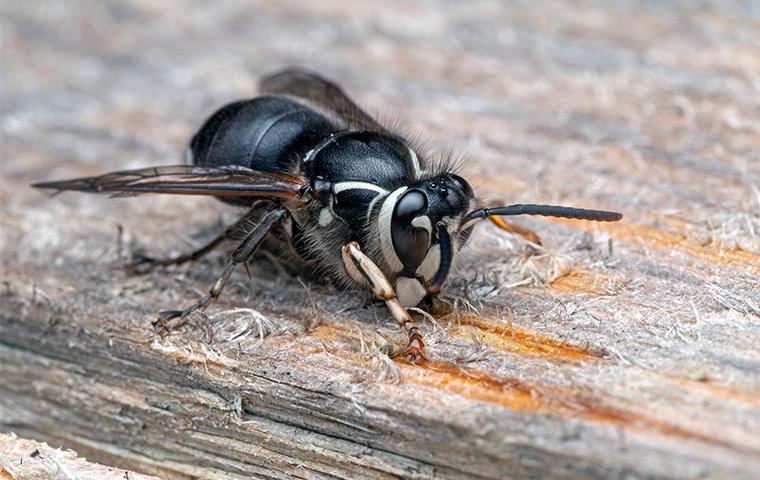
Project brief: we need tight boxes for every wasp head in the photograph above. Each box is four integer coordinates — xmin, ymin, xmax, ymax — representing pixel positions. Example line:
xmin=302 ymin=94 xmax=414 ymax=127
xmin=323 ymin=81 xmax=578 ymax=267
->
xmin=378 ymin=172 xmax=475 ymax=306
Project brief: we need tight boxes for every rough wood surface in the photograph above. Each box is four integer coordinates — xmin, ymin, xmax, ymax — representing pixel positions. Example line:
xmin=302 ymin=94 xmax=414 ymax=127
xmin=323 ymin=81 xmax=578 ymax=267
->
xmin=1 ymin=1 xmax=759 ymax=479
xmin=0 ymin=432 xmax=161 ymax=480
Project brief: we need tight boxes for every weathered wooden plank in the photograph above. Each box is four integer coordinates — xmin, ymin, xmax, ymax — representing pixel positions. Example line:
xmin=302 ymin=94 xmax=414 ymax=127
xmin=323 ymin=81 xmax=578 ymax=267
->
xmin=0 ymin=432 xmax=161 ymax=480
xmin=1 ymin=1 xmax=759 ymax=479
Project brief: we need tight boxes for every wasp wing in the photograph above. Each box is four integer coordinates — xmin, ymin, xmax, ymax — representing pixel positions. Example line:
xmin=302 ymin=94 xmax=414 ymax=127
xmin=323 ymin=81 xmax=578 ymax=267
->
xmin=260 ymin=67 xmax=393 ymax=135
xmin=33 ymin=165 xmax=307 ymax=201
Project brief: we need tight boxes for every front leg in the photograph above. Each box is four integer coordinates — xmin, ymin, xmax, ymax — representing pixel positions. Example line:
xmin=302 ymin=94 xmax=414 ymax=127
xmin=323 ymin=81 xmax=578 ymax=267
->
xmin=341 ymin=241 xmax=425 ymax=363
xmin=155 ymin=206 xmax=287 ymax=331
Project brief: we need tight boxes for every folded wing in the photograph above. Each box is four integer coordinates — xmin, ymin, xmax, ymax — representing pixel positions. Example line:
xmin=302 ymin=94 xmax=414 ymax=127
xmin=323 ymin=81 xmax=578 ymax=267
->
xmin=33 ymin=165 xmax=308 ymax=200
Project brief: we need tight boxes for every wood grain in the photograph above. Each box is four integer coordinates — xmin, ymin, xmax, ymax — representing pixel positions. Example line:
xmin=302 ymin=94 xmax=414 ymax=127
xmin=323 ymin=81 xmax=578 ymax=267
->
xmin=1 ymin=1 xmax=759 ymax=479
xmin=0 ymin=433 xmax=160 ymax=480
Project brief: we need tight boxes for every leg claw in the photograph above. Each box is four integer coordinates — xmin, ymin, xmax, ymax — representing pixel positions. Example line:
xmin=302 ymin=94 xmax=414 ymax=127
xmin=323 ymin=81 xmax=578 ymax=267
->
xmin=153 ymin=309 xmax=183 ymax=335
xmin=403 ymin=345 xmax=425 ymax=363
xmin=153 ymin=306 xmax=213 ymax=343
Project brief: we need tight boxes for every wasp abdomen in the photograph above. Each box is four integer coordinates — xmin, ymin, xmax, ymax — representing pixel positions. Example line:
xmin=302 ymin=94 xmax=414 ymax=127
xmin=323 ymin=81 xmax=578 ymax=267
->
xmin=190 ymin=97 xmax=336 ymax=205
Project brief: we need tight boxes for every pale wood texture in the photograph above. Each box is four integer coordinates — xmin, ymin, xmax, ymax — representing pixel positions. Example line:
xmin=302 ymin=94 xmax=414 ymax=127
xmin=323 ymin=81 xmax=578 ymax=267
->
xmin=0 ymin=432 xmax=161 ymax=480
xmin=1 ymin=1 xmax=759 ymax=479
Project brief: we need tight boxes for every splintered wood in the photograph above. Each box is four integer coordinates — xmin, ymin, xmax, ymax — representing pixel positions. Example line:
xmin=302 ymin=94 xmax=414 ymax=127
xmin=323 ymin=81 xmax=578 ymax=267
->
xmin=0 ymin=433 xmax=160 ymax=480
xmin=1 ymin=1 xmax=758 ymax=479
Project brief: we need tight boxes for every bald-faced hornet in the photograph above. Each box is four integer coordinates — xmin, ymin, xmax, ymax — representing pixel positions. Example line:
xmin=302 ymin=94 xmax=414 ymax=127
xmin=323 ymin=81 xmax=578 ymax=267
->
xmin=34 ymin=68 xmax=622 ymax=362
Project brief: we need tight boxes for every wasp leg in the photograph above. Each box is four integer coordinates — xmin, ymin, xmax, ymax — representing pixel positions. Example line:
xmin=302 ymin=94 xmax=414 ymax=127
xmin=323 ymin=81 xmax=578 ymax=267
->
xmin=341 ymin=241 xmax=425 ymax=363
xmin=489 ymin=216 xmax=542 ymax=245
xmin=128 ymin=232 xmax=226 ymax=274
xmin=155 ymin=206 xmax=287 ymax=333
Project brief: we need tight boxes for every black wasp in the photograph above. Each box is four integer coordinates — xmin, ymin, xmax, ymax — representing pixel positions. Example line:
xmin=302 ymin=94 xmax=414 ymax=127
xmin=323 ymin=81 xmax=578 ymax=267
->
xmin=34 ymin=68 xmax=622 ymax=362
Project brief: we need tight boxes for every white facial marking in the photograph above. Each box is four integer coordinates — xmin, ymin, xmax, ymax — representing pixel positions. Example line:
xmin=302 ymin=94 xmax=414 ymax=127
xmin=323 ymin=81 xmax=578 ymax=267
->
xmin=442 ymin=215 xmax=459 ymax=231
xmin=378 ymin=186 xmax=408 ymax=273
xmin=415 ymin=244 xmax=440 ymax=281
xmin=318 ymin=208 xmax=334 ymax=226
xmin=459 ymin=217 xmax=483 ymax=232
xmin=332 ymin=181 xmax=388 ymax=195
xmin=411 ymin=215 xmax=432 ymax=234
xmin=458 ymin=199 xmax=480 ymax=231
xmin=396 ymin=276 xmax=427 ymax=307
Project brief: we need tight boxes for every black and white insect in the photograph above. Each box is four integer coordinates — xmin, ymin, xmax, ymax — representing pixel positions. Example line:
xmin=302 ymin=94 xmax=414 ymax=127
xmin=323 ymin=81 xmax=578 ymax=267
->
xmin=34 ymin=68 xmax=622 ymax=362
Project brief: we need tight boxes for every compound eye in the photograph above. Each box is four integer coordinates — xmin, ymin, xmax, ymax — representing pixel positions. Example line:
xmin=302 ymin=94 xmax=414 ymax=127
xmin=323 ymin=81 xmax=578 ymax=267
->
xmin=391 ymin=189 xmax=430 ymax=270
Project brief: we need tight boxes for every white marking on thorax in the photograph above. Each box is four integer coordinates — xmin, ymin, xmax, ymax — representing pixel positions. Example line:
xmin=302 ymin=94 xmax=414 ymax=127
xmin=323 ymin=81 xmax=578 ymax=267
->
xmin=304 ymin=132 xmax=347 ymax=164
xmin=332 ymin=181 xmax=388 ymax=195
xmin=185 ymin=146 xmax=194 ymax=165
xmin=396 ymin=276 xmax=428 ymax=307
xmin=283 ymin=215 xmax=294 ymax=238
xmin=318 ymin=208 xmax=334 ymax=226
xmin=378 ymin=186 xmax=408 ymax=273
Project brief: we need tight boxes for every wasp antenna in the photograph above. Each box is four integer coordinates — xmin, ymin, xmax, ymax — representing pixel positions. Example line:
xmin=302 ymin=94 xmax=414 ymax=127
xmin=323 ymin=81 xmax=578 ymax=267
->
xmin=428 ymin=221 xmax=453 ymax=296
xmin=462 ymin=204 xmax=623 ymax=227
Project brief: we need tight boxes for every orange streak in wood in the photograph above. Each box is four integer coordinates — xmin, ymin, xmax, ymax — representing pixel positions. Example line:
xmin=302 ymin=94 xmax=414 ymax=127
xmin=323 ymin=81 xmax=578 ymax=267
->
xmin=405 ymin=359 xmax=545 ymax=412
xmin=451 ymin=315 xmax=600 ymax=361
xmin=296 ymin=324 xmax=752 ymax=451
xmin=548 ymin=270 xmax=606 ymax=294
xmin=400 ymin=359 xmax=748 ymax=452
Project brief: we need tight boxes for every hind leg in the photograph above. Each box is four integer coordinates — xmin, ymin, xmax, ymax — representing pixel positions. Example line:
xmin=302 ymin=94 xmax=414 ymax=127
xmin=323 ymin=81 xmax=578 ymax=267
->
xmin=129 ymin=232 xmax=226 ymax=274
xmin=154 ymin=206 xmax=287 ymax=332
xmin=129 ymin=202 xmax=272 ymax=273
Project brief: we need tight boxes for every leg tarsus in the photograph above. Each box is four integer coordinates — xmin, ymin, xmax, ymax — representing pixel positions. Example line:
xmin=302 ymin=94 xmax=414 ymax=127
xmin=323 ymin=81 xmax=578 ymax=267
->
xmin=385 ymin=298 xmax=426 ymax=362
